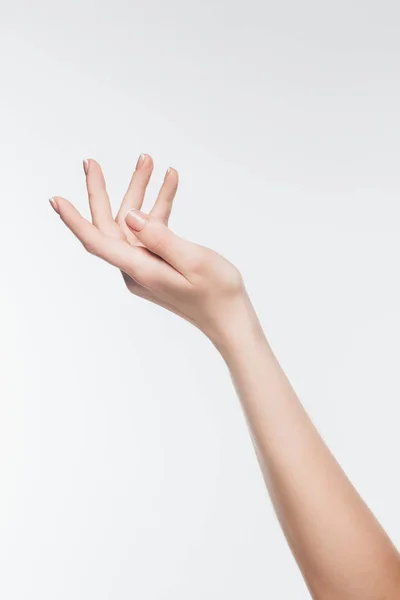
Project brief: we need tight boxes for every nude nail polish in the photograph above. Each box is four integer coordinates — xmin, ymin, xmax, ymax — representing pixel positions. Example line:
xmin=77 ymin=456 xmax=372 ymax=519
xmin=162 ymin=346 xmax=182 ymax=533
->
xmin=125 ymin=208 xmax=148 ymax=232
xmin=136 ymin=153 xmax=146 ymax=170
xmin=49 ymin=197 xmax=60 ymax=214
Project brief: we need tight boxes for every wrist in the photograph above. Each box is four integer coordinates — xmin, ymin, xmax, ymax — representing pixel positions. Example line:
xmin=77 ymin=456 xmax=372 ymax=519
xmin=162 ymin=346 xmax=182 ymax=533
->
xmin=204 ymin=292 xmax=267 ymax=361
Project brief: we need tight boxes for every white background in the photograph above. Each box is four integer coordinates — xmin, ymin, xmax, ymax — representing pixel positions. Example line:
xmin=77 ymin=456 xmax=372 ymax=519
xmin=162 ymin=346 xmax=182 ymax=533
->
xmin=1 ymin=1 xmax=400 ymax=598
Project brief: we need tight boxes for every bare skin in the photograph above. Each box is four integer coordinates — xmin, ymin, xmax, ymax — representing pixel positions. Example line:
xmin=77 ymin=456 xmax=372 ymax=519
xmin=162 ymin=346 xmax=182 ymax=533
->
xmin=50 ymin=154 xmax=400 ymax=599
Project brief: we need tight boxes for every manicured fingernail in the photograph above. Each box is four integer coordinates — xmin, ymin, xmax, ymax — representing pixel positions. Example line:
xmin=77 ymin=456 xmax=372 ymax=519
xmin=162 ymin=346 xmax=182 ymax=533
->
xmin=49 ymin=197 xmax=59 ymax=214
xmin=83 ymin=159 xmax=89 ymax=175
xmin=125 ymin=208 xmax=148 ymax=232
xmin=136 ymin=153 xmax=146 ymax=170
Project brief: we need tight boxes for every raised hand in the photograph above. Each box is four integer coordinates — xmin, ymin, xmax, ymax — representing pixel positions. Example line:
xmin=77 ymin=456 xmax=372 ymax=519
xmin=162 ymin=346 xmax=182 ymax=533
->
xmin=49 ymin=154 xmax=251 ymax=345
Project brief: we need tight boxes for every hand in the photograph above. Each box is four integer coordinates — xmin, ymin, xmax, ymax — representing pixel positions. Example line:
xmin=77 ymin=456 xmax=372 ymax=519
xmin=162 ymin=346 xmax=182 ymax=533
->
xmin=50 ymin=154 xmax=251 ymax=345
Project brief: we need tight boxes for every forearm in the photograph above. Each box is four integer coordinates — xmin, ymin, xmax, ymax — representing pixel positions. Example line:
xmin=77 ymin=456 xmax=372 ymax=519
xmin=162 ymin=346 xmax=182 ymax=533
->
xmin=211 ymin=298 xmax=400 ymax=599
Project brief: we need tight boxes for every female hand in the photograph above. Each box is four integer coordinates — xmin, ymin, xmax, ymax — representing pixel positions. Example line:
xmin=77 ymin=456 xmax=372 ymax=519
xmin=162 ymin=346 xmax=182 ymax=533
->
xmin=50 ymin=154 xmax=253 ymax=346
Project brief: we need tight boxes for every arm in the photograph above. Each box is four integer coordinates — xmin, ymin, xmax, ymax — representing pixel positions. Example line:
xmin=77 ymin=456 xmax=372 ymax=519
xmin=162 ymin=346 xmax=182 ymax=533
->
xmin=50 ymin=154 xmax=400 ymax=599
xmin=211 ymin=301 xmax=400 ymax=599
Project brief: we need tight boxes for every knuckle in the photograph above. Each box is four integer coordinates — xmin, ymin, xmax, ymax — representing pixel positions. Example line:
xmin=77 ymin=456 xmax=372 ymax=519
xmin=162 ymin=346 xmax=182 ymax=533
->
xmin=188 ymin=249 xmax=244 ymax=294
xmin=149 ymin=226 xmax=168 ymax=255
xmin=82 ymin=238 xmax=98 ymax=255
xmin=187 ymin=248 xmax=209 ymax=274
xmin=228 ymin=265 xmax=244 ymax=291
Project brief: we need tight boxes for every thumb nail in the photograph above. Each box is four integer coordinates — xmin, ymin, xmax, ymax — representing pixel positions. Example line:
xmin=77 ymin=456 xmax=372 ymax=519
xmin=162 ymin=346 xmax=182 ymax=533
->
xmin=125 ymin=209 xmax=148 ymax=232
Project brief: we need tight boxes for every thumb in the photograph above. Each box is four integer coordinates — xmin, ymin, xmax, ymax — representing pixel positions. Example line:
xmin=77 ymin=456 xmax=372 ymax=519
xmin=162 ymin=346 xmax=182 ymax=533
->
xmin=125 ymin=208 xmax=192 ymax=274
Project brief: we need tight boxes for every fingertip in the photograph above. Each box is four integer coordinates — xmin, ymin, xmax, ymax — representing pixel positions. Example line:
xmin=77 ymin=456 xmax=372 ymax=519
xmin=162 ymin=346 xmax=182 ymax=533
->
xmin=51 ymin=195 xmax=66 ymax=204
xmin=49 ymin=197 xmax=60 ymax=214
xmin=84 ymin=159 xmax=108 ymax=193
xmin=85 ymin=158 xmax=103 ymax=173
xmin=165 ymin=166 xmax=178 ymax=181
xmin=145 ymin=153 xmax=153 ymax=165
xmin=49 ymin=196 xmax=76 ymax=218
xmin=136 ymin=153 xmax=154 ymax=172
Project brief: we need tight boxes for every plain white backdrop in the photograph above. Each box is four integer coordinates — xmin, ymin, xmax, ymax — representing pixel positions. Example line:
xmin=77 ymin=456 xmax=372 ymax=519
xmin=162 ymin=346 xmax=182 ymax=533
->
xmin=1 ymin=1 xmax=400 ymax=598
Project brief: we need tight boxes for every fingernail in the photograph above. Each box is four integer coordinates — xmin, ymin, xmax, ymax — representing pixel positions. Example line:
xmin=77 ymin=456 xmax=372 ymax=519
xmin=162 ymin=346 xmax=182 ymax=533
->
xmin=83 ymin=159 xmax=89 ymax=175
xmin=49 ymin=197 xmax=60 ymax=214
xmin=136 ymin=153 xmax=146 ymax=170
xmin=125 ymin=208 xmax=148 ymax=232
xmin=164 ymin=167 xmax=172 ymax=180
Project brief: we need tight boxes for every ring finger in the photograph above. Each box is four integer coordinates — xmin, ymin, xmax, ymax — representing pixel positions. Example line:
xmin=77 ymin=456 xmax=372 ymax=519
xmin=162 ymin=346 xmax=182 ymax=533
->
xmin=116 ymin=153 xmax=154 ymax=227
xmin=149 ymin=167 xmax=179 ymax=224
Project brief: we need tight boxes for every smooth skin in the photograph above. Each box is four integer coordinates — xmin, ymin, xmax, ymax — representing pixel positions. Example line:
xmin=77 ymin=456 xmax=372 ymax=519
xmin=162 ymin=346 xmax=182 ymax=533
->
xmin=50 ymin=154 xmax=400 ymax=599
